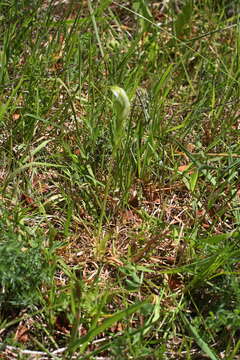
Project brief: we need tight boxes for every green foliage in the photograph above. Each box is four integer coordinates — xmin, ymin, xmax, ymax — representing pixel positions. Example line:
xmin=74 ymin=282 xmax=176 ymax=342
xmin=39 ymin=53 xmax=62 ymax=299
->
xmin=0 ymin=0 xmax=240 ymax=358
xmin=133 ymin=0 xmax=153 ymax=33
xmin=174 ymin=1 xmax=193 ymax=38
xmin=0 ymin=207 xmax=48 ymax=308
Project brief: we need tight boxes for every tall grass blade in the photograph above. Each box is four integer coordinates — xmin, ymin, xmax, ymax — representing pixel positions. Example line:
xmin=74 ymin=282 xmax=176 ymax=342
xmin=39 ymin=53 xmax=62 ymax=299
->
xmin=181 ymin=313 xmax=219 ymax=360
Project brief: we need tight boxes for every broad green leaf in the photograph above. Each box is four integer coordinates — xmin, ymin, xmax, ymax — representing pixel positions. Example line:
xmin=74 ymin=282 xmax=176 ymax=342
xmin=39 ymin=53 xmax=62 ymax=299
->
xmin=189 ymin=170 xmax=199 ymax=192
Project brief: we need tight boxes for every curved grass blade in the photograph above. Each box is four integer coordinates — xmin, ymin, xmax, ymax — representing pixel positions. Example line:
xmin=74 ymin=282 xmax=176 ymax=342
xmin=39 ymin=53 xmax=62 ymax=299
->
xmin=70 ymin=300 xmax=147 ymax=353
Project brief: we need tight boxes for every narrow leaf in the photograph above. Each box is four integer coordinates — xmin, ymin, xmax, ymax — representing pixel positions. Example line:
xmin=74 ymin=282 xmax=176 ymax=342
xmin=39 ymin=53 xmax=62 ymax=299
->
xmin=72 ymin=301 xmax=147 ymax=352
xmin=181 ymin=313 xmax=219 ymax=360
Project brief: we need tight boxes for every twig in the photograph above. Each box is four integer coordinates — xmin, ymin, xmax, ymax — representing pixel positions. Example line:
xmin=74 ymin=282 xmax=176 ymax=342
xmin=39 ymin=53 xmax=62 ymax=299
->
xmin=132 ymin=229 xmax=169 ymax=263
